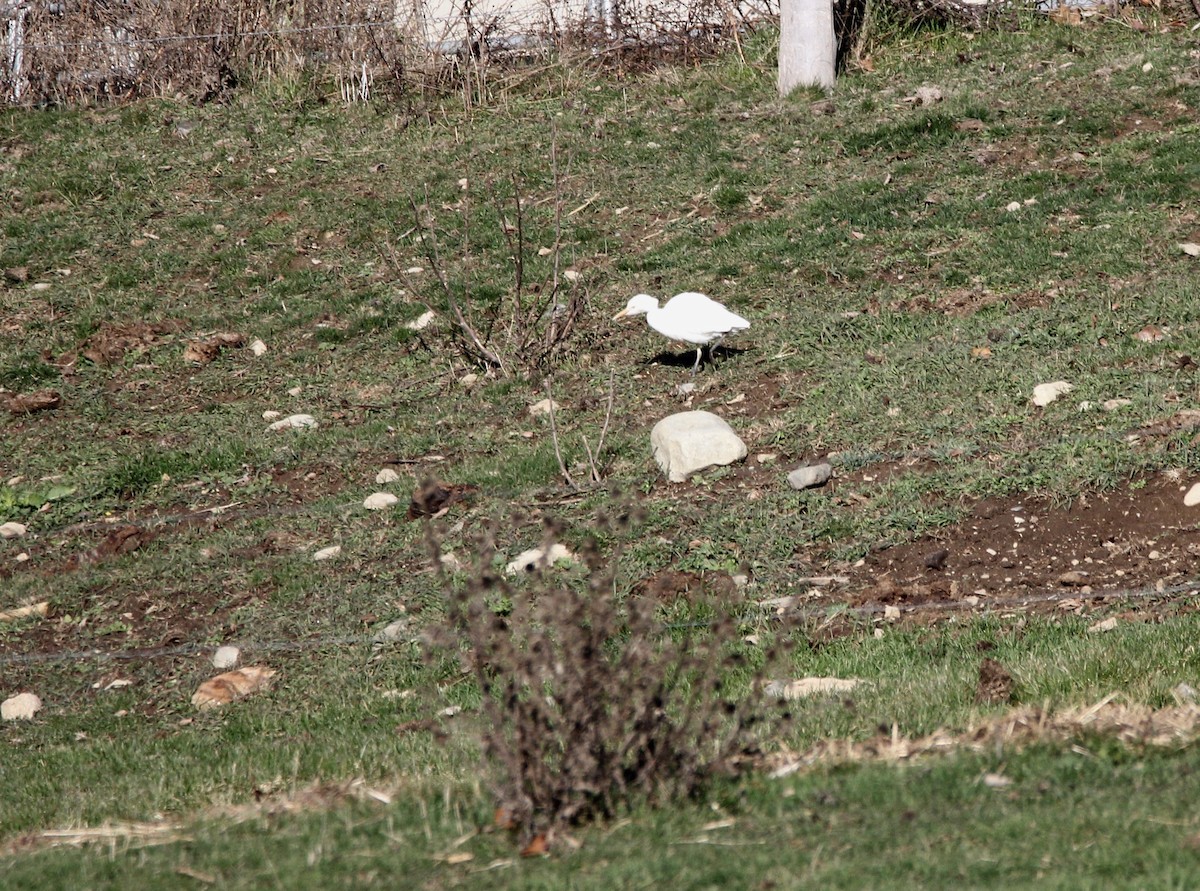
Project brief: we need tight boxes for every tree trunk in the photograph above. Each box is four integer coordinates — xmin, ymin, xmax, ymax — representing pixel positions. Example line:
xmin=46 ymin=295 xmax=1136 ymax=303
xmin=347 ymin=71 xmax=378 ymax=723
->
xmin=778 ymin=0 xmax=836 ymax=96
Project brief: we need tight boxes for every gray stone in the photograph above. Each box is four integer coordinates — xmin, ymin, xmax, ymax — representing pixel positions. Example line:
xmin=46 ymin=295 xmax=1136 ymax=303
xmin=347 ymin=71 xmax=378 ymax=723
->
xmin=650 ymin=411 xmax=747 ymax=482
xmin=787 ymin=462 xmax=832 ymax=490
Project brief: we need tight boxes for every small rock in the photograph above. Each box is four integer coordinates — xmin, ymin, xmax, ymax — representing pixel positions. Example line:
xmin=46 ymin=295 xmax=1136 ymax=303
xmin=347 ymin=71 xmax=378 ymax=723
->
xmin=287 ymin=386 xmax=303 ymax=397
xmin=406 ymin=310 xmax=436 ymax=331
xmin=375 ymin=468 xmax=401 ymax=484
xmin=0 ymin=521 xmax=27 ymax=539
xmin=312 ymin=545 xmax=341 ymax=561
xmin=675 ymin=382 xmax=696 ymax=397
xmin=982 ymin=773 xmax=1012 ymax=789
xmin=763 ymin=677 xmax=860 ymax=699
xmin=563 ymin=270 xmax=581 ymax=282
xmin=651 ymin=411 xmax=747 ymax=483
xmin=372 ymin=618 xmax=416 ymax=653
xmin=267 ymin=413 xmax=317 ymax=431
xmin=262 ymin=410 xmax=282 ymax=421
xmin=1172 ymin=682 xmax=1198 ymax=704
xmin=1179 ymin=242 xmax=1200 ymax=257
xmin=1102 ymin=398 xmax=1131 ymax=411
xmin=1 ymin=692 xmax=42 ymax=721
xmin=460 ymin=373 xmax=478 ymax=387
xmin=249 ymin=338 xmax=268 ymax=356
xmin=528 ymin=398 xmax=560 ymax=417
xmin=505 ymin=543 xmax=575 ymax=574
xmin=1185 ymin=483 xmax=1200 ymax=507
xmin=787 ymin=462 xmax=833 ymax=491
xmin=1088 ymin=617 xmax=1118 ymax=633
xmin=363 ymin=492 xmax=399 ymax=511
xmin=212 ymin=645 xmax=240 ymax=669
xmin=1058 ymin=570 xmax=1089 ymax=587
xmin=1032 ymin=381 xmax=1073 ymax=407
xmin=1005 ymin=201 xmax=1022 ymax=213
xmin=884 ymin=605 xmax=901 ymax=620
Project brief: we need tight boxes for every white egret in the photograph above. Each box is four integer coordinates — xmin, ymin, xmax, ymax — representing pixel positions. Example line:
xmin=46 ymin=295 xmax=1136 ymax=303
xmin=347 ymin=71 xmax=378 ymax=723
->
xmin=613 ymin=292 xmax=750 ymax=374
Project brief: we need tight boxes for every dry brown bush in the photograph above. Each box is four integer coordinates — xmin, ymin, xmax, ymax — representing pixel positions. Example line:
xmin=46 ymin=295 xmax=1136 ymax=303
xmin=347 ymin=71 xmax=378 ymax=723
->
xmin=426 ymin=505 xmax=779 ymax=838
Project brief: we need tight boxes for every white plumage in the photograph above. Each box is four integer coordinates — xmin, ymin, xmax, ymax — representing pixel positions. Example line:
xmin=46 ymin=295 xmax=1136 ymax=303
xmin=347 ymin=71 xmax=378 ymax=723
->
xmin=613 ymin=292 xmax=750 ymax=374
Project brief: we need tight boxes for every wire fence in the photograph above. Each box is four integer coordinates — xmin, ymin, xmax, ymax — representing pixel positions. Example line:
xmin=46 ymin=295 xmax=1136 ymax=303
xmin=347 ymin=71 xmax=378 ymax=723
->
xmin=1 ymin=0 xmax=779 ymax=105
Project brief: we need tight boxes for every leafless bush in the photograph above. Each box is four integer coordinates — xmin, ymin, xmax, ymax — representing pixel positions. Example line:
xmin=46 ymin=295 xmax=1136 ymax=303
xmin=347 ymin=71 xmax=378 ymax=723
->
xmin=398 ymin=155 xmax=587 ymax=377
xmin=426 ymin=504 xmax=779 ymax=837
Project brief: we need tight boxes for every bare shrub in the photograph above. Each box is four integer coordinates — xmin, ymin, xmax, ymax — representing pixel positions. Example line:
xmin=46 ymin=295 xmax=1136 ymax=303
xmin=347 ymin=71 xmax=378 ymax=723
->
xmin=398 ymin=155 xmax=587 ymax=378
xmin=427 ymin=503 xmax=779 ymax=837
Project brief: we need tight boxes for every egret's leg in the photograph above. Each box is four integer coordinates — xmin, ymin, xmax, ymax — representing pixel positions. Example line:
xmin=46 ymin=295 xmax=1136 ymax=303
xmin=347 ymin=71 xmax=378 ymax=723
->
xmin=691 ymin=347 xmax=702 ymax=376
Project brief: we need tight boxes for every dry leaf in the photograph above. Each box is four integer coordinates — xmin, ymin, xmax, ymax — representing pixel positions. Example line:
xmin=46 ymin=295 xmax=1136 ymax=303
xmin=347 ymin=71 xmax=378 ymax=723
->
xmin=1134 ymin=325 xmax=1164 ymax=343
xmin=437 ymin=851 xmax=474 ymax=865
xmin=971 ymin=346 xmax=993 ymax=359
xmin=7 ymin=390 xmax=62 ymax=414
xmin=0 ymin=601 xmax=49 ymax=622
xmin=520 ymin=834 xmax=549 ymax=857
xmin=191 ymin=665 xmax=276 ymax=709
xmin=184 ymin=332 xmax=245 ymax=364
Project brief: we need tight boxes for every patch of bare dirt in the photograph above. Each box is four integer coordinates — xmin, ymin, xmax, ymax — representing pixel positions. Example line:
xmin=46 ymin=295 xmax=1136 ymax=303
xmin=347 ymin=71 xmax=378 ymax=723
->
xmin=843 ymin=472 xmax=1200 ymax=613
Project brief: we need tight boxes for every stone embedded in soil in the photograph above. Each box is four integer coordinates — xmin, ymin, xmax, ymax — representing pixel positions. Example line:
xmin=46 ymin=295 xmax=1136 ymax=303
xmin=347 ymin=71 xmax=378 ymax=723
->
xmin=923 ymin=548 xmax=950 ymax=570
xmin=764 ymin=677 xmax=861 ymax=699
xmin=505 ymin=543 xmax=576 ymax=574
xmin=0 ymin=521 xmax=27 ymax=539
xmin=1185 ymin=483 xmax=1200 ymax=507
xmin=1088 ymin=617 xmax=1118 ymax=633
xmin=375 ymin=468 xmax=401 ymax=484
xmin=267 ymin=413 xmax=318 ymax=431
xmin=1032 ymin=381 xmax=1073 ymax=407
xmin=249 ymin=338 xmax=268 ymax=356
xmin=528 ymin=398 xmax=560 ymax=417
xmin=363 ymin=492 xmax=399 ymax=511
xmin=1 ymin=692 xmax=42 ymax=721
xmin=1057 ymin=570 xmax=1089 ymax=587
xmin=787 ymin=462 xmax=833 ymax=491
xmin=312 ymin=545 xmax=341 ymax=562
xmin=212 ymin=645 xmax=240 ymax=670
xmin=650 ymin=411 xmax=747 ymax=483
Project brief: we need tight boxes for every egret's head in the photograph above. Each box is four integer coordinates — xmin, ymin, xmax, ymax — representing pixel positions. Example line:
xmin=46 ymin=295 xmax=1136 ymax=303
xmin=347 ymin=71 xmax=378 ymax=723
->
xmin=612 ymin=293 xmax=659 ymax=321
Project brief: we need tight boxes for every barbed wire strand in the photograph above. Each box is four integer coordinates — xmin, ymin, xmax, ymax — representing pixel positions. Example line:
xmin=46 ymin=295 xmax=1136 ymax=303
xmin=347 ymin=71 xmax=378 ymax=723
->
xmin=3 ymin=577 xmax=1197 ymax=669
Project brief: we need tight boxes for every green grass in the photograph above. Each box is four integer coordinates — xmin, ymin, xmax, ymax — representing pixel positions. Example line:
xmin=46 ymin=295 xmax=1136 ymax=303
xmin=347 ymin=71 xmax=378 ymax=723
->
xmin=4 ymin=13 xmax=1200 ymax=887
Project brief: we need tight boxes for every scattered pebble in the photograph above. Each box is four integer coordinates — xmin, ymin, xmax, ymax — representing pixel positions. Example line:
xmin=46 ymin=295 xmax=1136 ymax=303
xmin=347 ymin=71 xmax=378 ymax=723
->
xmin=312 ymin=545 xmax=342 ymax=562
xmin=406 ymin=310 xmax=436 ymax=331
xmin=268 ymin=413 xmax=317 ymax=431
xmin=1032 ymin=381 xmax=1073 ymax=407
xmin=212 ymin=645 xmax=240 ymax=670
xmin=1005 ymin=201 xmax=1022 ymax=213
xmin=363 ymin=492 xmax=399 ymax=511
xmin=1102 ymin=398 xmax=1132 ymax=411
xmin=651 ymin=411 xmax=747 ymax=482
xmin=787 ymin=462 xmax=833 ymax=491
xmin=1088 ymin=617 xmax=1118 ymax=634
xmin=528 ymin=398 xmax=559 ymax=417
xmin=460 ymin=373 xmax=479 ymax=387
xmin=1 ymin=692 xmax=42 ymax=721
xmin=0 ymin=521 xmax=27 ymax=539
xmin=262 ymin=410 xmax=282 ymax=421
xmin=375 ymin=468 xmax=401 ymax=484
xmin=1057 ymin=570 xmax=1089 ymax=587
xmin=1179 ymin=242 xmax=1200 ymax=257
xmin=249 ymin=338 xmax=268 ymax=356
xmin=563 ymin=270 xmax=581 ymax=282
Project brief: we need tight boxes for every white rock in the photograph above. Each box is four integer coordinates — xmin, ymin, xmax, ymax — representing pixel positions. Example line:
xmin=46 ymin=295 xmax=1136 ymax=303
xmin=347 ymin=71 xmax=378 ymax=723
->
xmin=764 ymin=677 xmax=861 ymax=699
xmin=1179 ymin=242 xmax=1200 ymax=257
xmin=1102 ymin=398 xmax=1131 ymax=411
xmin=363 ymin=492 xmax=399 ymax=511
xmin=268 ymin=413 xmax=317 ymax=431
xmin=1031 ymin=381 xmax=1073 ymax=407
xmin=312 ymin=545 xmax=342 ymax=561
xmin=287 ymin=386 xmax=303 ymax=397
xmin=563 ymin=270 xmax=581 ymax=282
xmin=1005 ymin=201 xmax=1022 ymax=213
xmin=1185 ymin=483 xmax=1200 ymax=508
xmin=212 ymin=646 xmax=240 ymax=669
xmin=249 ymin=338 xmax=268 ymax=356
xmin=0 ymin=522 xmax=27 ymax=539
xmin=1088 ymin=617 xmax=1118 ymax=633
xmin=787 ymin=463 xmax=833 ymax=490
xmin=262 ymin=410 xmax=282 ymax=421
xmin=505 ymin=543 xmax=576 ymax=574
xmin=650 ymin=411 xmax=747 ymax=482
xmin=528 ymin=398 xmax=560 ymax=417
xmin=1 ymin=692 xmax=42 ymax=721
xmin=375 ymin=468 xmax=401 ymax=484
xmin=459 ymin=373 xmax=478 ymax=387
xmin=406 ymin=310 xmax=436 ymax=331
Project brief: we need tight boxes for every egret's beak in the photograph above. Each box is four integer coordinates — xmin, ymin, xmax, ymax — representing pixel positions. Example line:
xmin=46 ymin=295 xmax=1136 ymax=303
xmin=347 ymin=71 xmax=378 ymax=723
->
xmin=612 ymin=308 xmax=630 ymax=321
